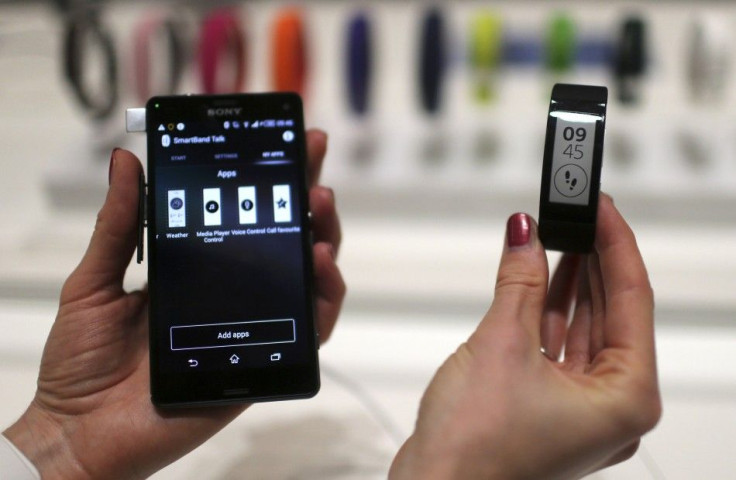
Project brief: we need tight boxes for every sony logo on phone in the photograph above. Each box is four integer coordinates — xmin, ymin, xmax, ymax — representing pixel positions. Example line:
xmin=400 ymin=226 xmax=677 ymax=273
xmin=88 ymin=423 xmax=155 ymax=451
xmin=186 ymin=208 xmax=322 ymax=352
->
xmin=207 ymin=108 xmax=243 ymax=117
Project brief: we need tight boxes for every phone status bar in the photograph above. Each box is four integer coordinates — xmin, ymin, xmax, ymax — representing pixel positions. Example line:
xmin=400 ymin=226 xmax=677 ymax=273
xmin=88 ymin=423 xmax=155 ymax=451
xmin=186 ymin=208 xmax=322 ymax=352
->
xmin=156 ymin=119 xmax=295 ymax=133
xmin=223 ymin=119 xmax=294 ymax=130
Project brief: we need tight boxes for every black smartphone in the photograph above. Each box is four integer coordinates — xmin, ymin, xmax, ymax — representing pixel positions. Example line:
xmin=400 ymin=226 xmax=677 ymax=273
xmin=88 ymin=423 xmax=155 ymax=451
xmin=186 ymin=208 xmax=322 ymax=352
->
xmin=145 ymin=93 xmax=320 ymax=407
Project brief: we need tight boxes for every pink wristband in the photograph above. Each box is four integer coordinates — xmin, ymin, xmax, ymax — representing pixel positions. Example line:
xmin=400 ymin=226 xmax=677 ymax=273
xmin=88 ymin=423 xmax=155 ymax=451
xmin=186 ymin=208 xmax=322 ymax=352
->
xmin=132 ymin=12 xmax=185 ymax=102
xmin=198 ymin=8 xmax=247 ymax=94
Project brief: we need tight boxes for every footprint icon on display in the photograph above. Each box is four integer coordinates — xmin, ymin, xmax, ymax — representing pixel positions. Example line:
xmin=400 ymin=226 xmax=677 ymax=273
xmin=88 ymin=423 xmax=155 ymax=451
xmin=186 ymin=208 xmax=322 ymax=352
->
xmin=554 ymin=164 xmax=588 ymax=198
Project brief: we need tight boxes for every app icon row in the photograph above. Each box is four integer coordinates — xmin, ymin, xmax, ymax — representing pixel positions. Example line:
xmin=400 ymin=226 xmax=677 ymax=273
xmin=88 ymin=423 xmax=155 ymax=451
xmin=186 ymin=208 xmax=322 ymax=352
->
xmin=167 ymin=185 xmax=292 ymax=228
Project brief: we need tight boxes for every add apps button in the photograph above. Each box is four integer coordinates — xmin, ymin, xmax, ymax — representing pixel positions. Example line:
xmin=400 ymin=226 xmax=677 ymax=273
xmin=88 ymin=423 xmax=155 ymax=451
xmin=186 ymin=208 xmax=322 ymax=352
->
xmin=170 ymin=319 xmax=296 ymax=351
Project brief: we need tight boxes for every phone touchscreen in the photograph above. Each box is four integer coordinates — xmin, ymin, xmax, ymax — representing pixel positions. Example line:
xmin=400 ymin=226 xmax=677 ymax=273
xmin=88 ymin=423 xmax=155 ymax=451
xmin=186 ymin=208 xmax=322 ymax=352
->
xmin=146 ymin=94 xmax=319 ymax=406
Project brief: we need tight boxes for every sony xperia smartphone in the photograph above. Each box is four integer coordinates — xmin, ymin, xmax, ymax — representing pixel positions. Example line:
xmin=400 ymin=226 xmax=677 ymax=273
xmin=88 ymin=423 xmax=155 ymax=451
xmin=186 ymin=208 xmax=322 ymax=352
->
xmin=145 ymin=93 xmax=319 ymax=407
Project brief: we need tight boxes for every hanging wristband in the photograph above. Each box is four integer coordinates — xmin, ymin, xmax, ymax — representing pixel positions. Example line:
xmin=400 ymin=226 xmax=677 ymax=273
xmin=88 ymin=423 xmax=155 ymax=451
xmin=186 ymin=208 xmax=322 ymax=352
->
xmin=346 ymin=11 xmax=372 ymax=115
xmin=198 ymin=8 xmax=246 ymax=94
xmin=418 ymin=7 xmax=446 ymax=114
xmin=62 ymin=8 xmax=118 ymax=119
xmin=132 ymin=12 xmax=186 ymax=103
xmin=614 ymin=16 xmax=647 ymax=104
xmin=539 ymin=83 xmax=608 ymax=253
xmin=546 ymin=14 xmax=576 ymax=74
xmin=271 ymin=8 xmax=307 ymax=95
xmin=469 ymin=12 xmax=502 ymax=103
xmin=687 ymin=15 xmax=732 ymax=102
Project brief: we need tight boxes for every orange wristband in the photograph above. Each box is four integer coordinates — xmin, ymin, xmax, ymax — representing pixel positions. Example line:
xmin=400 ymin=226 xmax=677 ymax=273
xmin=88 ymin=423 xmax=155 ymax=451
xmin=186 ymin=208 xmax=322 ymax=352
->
xmin=271 ymin=8 xmax=307 ymax=95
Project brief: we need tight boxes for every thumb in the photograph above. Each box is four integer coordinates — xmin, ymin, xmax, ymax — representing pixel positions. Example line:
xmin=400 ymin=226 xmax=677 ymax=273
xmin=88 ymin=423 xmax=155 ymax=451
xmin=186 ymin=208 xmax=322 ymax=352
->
xmin=61 ymin=149 xmax=143 ymax=303
xmin=482 ymin=213 xmax=549 ymax=346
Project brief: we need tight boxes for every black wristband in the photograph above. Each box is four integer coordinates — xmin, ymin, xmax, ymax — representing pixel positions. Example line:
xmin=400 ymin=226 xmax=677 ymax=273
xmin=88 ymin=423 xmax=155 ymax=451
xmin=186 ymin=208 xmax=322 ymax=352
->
xmin=62 ymin=8 xmax=118 ymax=120
xmin=538 ymin=83 xmax=608 ymax=254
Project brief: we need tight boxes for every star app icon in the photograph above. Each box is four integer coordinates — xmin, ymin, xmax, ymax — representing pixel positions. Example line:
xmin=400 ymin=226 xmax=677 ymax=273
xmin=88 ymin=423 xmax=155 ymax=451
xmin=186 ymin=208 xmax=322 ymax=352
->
xmin=273 ymin=185 xmax=292 ymax=223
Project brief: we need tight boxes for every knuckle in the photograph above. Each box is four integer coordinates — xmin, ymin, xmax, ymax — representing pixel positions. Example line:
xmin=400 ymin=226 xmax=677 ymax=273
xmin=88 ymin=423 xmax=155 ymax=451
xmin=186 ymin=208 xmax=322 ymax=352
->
xmin=94 ymin=210 xmax=106 ymax=231
xmin=616 ymin=441 xmax=641 ymax=464
xmin=495 ymin=269 xmax=547 ymax=298
xmin=336 ymin=274 xmax=347 ymax=299
xmin=611 ymin=380 xmax=662 ymax=436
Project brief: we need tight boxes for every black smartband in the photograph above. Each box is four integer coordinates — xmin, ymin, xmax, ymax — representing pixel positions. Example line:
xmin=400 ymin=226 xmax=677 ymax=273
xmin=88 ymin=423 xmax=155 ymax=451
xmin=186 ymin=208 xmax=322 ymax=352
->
xmin=539 ymin=83 xmax=607 ymax=254
xmin=62 ymin=7 xmax=118 ymax=120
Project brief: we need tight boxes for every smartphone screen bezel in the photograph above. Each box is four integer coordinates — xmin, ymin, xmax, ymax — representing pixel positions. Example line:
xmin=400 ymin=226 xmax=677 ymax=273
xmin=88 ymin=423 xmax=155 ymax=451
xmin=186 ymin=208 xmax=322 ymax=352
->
xmin=145 ymin=93 xmax=320 ymax=407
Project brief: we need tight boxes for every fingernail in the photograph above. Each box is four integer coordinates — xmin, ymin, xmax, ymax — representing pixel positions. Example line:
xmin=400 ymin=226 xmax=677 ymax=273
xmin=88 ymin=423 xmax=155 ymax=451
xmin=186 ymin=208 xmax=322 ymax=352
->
xmin=327 ymin=243 xmax=337 ymax=260
xmin=109 ymin=148 xmax=121 ymax=185
xmin=507 ymin=213 xmax=532 ymax=248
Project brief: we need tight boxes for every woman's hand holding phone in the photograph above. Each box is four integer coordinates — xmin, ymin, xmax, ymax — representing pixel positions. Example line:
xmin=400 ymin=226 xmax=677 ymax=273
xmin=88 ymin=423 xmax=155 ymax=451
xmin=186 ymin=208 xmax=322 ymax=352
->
xmin=2 ymin=130 xmax=345 ymax=480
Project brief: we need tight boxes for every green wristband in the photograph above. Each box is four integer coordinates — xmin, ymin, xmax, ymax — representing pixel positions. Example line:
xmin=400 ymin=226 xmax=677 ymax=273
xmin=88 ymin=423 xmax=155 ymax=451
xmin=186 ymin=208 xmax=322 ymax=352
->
xmin=546 ymin=13 xmax=576 ymax=72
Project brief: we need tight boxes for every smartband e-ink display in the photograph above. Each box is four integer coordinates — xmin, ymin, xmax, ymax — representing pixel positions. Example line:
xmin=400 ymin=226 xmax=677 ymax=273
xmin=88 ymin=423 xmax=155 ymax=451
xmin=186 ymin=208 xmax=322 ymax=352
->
xmin=539 ymin=83 xmax=608 ymax=253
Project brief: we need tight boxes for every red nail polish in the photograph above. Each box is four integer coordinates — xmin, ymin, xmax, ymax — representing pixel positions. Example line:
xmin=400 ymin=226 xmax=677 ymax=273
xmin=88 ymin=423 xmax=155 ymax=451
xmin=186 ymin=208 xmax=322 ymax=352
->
xmin=109 ymin=148 xmax=121 ymax=185
xmin=507 ymin=213 xmax=532 ymax=247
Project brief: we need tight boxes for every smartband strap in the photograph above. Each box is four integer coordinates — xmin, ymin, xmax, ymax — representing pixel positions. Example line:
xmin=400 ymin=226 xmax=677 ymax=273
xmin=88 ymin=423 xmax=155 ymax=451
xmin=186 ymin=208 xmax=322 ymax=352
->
xmin=546 ymin=14 xmax=576 ymax=73
xmin=346 ymin=11 xmax=372 ymax=115
xmin=198 ymin=8 xmax=246 ymax=94
xmin=132 ymin=12 xmax=186 ymax=103
xmin=614 ymin=16 xmax=647 ymax=104
xmin=418 ymin=7 xmax=446 ymax=114
xmin=469 ymin=12 xmax=502 ymax=103
xmin=538 ymin=220 xmax=596 ymax=254
xmin=687 ymin=15 xmax=732 ymax=102
xmin=271 ymin=8 xmax=307 ymax=95
xmin=551 ymin=82 xmax=607 ymax=104
xmin=62 ymin=6 xmax=118 ymax=120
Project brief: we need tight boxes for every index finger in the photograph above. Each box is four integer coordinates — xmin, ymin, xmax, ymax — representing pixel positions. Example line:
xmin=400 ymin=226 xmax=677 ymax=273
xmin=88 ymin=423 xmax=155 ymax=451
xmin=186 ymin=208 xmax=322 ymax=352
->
xmin=594 ymin=194 xmax=655 ymax=356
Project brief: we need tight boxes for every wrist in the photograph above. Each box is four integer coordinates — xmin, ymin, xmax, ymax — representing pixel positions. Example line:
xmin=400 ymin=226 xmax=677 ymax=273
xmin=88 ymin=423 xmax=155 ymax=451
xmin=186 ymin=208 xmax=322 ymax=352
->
xmin=3 ymin=402 xmax=87 ymax=480
xmin=389 ymin=433 xmax=504 ymax=480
